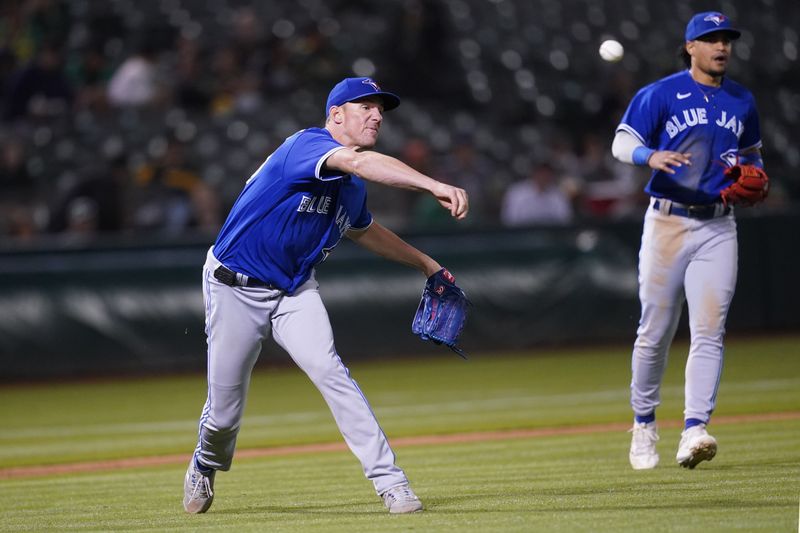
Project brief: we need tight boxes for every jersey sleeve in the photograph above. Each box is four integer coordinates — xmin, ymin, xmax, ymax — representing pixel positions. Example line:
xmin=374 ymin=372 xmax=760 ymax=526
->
xmin=616 ymin=84 xmax=664 ymax=147
xmin=284 ymin=129 xmax=348 ymax=182
xmin=739 ymin=93 xmax=762 ymax=151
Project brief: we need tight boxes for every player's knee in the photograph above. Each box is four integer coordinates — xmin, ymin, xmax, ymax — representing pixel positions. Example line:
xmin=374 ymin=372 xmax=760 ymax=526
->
xmin=205 ymin=392 xmax=247 ymax=431
xmin=691 ymin=331 xmax=725 ymax=351
xmin=634 ymin=336 xmax=671 ymax=355
xmin=301 ymin=355 xmax=346 ymax=385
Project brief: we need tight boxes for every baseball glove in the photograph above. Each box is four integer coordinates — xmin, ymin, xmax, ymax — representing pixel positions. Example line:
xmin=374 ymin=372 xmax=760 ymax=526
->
xmin=412 ymin=268 xmax=470 ymax=359
xmin=720 ymin=164 xmax=769 ymax=207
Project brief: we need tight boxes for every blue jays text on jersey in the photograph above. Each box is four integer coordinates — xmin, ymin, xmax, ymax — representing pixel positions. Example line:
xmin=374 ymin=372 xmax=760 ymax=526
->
xmin=617 ymin=70 xmax=761 ymax=204
xmin=212 ymin=128 xmax=372 ymax=294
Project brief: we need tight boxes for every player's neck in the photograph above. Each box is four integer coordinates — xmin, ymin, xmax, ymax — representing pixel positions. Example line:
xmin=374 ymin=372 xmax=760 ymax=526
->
xmin=326 ymin=125 xmax=363 ymax=151
xmin=689 ymin=66 xmax=722 ymax=88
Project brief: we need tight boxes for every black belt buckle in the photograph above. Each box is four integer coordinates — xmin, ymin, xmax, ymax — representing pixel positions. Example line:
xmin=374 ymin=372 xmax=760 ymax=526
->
xmin=213 ymin=266 xmax=237 ymax=286
xmin=686 ymin=205 xmax=713 ymax=218
xmin=687 ymin=204 xmax=712 ymax=219
xmin=214 ymin=265 xmax=277 ymax=289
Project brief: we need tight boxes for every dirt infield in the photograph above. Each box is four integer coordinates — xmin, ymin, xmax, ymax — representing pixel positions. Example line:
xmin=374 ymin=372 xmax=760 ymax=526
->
xmin=3 ymin=411 xmax=798 ymax=480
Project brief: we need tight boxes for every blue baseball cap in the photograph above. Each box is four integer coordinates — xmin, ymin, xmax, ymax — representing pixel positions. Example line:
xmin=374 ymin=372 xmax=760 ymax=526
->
xmin=685 ymin=11 xmax=741 ymax=41
xmin=325 ymin=77 xmax=400 ymax=117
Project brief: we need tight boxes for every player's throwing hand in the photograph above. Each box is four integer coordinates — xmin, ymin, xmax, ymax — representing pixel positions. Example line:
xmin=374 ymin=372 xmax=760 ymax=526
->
xmin=433 ymin=182 xmax=469 ymax=219
xmin=648 ymin=151 xmax=692 ymax=175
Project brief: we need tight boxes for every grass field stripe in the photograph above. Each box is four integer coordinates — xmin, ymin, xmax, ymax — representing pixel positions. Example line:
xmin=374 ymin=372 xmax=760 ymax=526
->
xmin=5 ymin=376 xmax=797 ymax=441
xmin=2 ymin=410 xmax=798 ymax=480
xmin=2 ymin=390 xmax=629 ymax=440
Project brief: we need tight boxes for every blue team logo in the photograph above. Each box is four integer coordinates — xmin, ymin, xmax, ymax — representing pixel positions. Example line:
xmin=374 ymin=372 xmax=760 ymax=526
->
xmin=704 ymin=14 xmax=726 ymax=25
xmin=362 ymin=78 xmax=381 ymax=91
xmin=720 ymin=149 xmax=738 ymax=167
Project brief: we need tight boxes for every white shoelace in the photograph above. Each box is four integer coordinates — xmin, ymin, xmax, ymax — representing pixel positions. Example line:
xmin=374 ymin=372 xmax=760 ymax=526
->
xmin=630 ymin=424 xmax=659 ymax=454
xmin=385 ymin=486 xmax=416 ymax=503
xmin=190 ymin=472 xmax=213 ymax=500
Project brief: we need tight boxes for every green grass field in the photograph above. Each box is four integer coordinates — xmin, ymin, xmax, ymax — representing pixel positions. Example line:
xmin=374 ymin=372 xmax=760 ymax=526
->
xmin=1 ymin=335 xmax=799 ymax=531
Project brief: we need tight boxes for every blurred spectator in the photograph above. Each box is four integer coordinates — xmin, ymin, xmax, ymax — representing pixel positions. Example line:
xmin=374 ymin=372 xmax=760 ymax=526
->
xmin=411 ymin=193 xmax=461 ymax=230
xmin=438 ymin=138 xmax=495 ymax=223
xmin=402 ymin=138 xmax=445 ymax=229
xmin=549 ymin=134 xmax=583 ymax=180
xmin=208 ymin=45 xmax=246 ymax=116
xmin=130 ymin=138 xmax=220 ymax=234
xmin=189 ymin=178 xmax=223 ymax=235
xmin=2 ymin=41 xmax=73 ymax=121
xmin=66 ymin=47 xmax=112 ymax=114
xmin=0 ymin=3 xmax=36 ymax=65
xmin=547 ymin=135 xmax=584 ymax=214
xmin=107 ymin=43 xmax=162 ymax=108
xmin=229 ymin=6 xmax=267 ymax=69
xmin=500 ymin=162 xmax=573 ymax=227
xmin=576 ymin=132 xmax=645 ymax=219
xmin=173 ymin=36 xmax=212 ymax=111
xmin=63 ymin=196 xmax=99 ymax=236
xmin=576 ymin=132 xmax=612 ymax=184
xmin=0 ymin=137 xmax=35 ymax=202
xmin=599 ymin=70 xmax=636 ymax=130
xmin=0 ymin=0 xmax=70 ymax=65
xmin=19 ymin=0 xmax=70 ymax=51
xmin=291 ymin=26 xmax=339 ymax=89
xmin=2 ymin=203 xmax=39 ymax=239
xmin=48 ymin=155 xmax=132 ymax=234
xmin=383 ymin=0 xmax=457 ymax=100
xmin=0 ymin=137 xmax=41 ymax=238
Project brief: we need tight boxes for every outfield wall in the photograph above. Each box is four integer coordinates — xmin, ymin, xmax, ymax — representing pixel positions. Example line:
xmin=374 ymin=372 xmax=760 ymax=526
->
xmin=0 ymin=213 xmax=797 ymax=380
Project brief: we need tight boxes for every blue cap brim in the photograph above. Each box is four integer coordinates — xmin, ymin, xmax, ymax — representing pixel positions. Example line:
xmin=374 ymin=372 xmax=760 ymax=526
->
xmin=343 ymin=91 xmax=401 ymax=111
xmin=688 ymin=27 xmax=741 ymax=41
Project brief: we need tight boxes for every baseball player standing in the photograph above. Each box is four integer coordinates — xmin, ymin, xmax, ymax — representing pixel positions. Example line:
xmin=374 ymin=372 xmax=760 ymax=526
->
xmin=183 ymin=77 xmax=468 ymax=514
xmin=611 ymin=12 xmax=766 ymax=469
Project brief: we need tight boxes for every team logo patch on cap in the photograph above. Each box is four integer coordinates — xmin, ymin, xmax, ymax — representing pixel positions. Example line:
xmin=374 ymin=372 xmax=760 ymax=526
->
xmin=362 ymin=78 xmax=381 ymax=91
xmin=703 ymin=14 xmax=726 ymax=25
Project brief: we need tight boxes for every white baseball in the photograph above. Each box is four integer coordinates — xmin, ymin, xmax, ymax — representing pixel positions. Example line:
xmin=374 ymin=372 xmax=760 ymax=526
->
xmin=599 ymin=39 xmax=624 ymax=63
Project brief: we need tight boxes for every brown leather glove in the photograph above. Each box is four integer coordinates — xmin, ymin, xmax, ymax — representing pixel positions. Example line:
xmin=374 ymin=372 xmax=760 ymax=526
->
xmin=720 ymin=165 xmax=769 ymax=207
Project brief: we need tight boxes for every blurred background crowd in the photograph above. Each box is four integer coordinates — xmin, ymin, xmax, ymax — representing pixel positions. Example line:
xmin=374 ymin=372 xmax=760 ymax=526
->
xmin=0 ymin=0 xmax=797 ymax=242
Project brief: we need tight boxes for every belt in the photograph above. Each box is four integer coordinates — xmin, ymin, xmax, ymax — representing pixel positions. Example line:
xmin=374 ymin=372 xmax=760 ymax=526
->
xmin=213 ymin=265 xmax=279 ymax=289
xmin=652 ymin=199 xmax=730 ymax=220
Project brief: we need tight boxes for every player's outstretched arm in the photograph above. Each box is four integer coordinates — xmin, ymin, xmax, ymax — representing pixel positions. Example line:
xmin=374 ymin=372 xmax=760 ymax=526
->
xmin=347 ymin=221 xmax=441 ymax=277
xmin=612 ymin=129 xmax=691 ymax=174
xmin=325 ymin=149 xmax=469 ymax=219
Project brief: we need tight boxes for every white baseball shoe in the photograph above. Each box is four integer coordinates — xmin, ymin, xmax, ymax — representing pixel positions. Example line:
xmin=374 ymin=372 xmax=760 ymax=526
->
xmin=629 ymin=421 xmax=660 ymax=470
xmin=676 ymin=424 xmax=717 ymax=469
xmin=183 ymin=457 xmax=216 ymax=513
xmin=381 ymin=484 xmax=423 ymax=514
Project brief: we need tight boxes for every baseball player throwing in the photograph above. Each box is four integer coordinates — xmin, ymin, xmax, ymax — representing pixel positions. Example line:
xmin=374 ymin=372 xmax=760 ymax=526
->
xmin=183 ymin=77 xmax=468 ymax=514
xmin=612 ymin=12 xmax=766 ymax=469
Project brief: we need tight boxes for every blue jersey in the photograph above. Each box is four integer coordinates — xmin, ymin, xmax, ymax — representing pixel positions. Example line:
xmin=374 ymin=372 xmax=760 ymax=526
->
xmin=617 ymin=70 xmax=761 ymax=204
xmin=213 ymin=128 xmax=372 ymax=294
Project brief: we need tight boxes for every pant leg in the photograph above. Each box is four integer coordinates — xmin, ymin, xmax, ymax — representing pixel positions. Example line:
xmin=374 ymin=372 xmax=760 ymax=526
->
xmin=631 ymin=209 xmax=691 ymax=417
xmin=270 ymin=274 xmax=407 ymax=494
xmin=683 ymin=215 xmax=738 ymax=422
xmin=194 ymin=251 xmax=278 ymax=471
